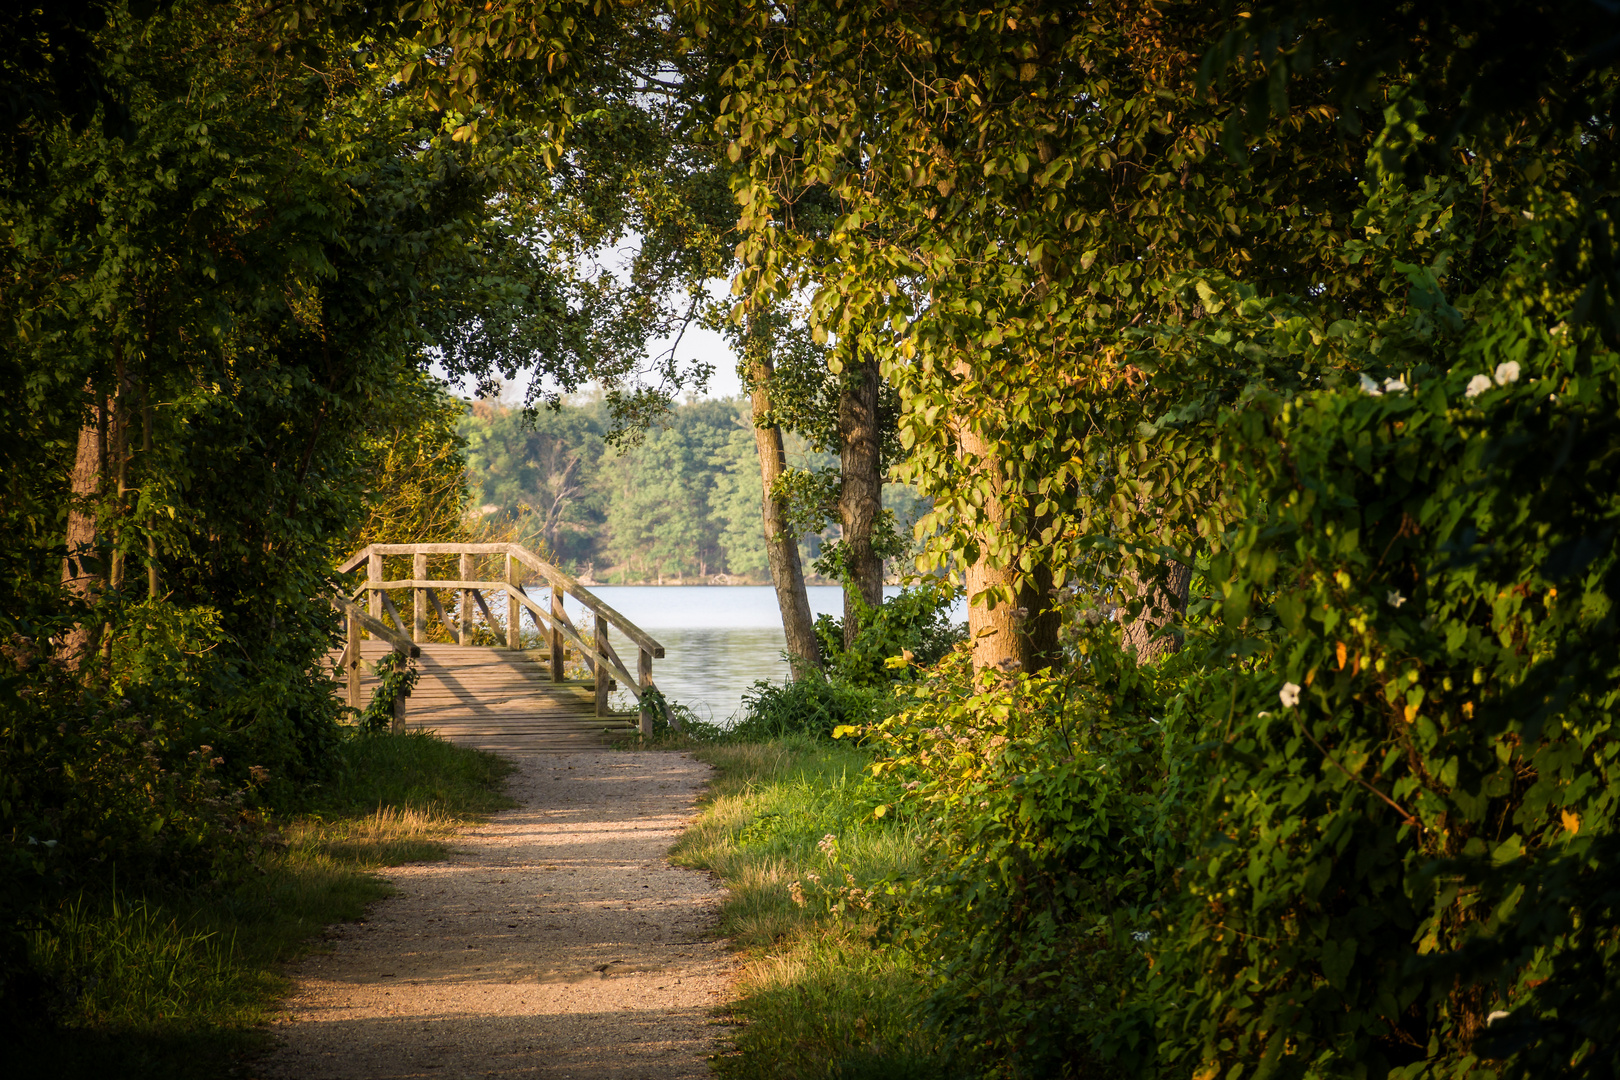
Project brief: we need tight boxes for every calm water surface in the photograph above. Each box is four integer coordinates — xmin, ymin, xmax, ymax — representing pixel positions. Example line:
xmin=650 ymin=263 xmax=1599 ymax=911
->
xmin=547 ymin=585 xmax=965 ymax=725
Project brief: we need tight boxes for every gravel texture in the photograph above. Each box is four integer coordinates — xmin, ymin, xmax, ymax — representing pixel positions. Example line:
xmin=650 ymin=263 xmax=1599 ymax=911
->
xmin=259 ymin=751 xmax=731 ymax=1079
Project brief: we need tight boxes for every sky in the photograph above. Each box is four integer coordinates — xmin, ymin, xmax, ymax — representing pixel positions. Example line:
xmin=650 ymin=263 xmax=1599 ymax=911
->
xmin=435 ymin=268 xmax=746 ymax=405
xmin=646 ymin=312 xmax=747 ymax=401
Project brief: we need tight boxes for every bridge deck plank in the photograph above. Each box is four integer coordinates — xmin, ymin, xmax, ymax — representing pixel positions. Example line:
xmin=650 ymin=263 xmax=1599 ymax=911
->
xmin=331 ymin=640 xmax=636 ymax=754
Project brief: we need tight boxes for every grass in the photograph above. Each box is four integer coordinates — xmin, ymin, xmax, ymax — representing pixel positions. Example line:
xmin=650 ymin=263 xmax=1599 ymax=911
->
xmin=668 ymin=734 xmax=952 ymax=1080
xmin=13 ymin=730 xmax=515 ymax=1080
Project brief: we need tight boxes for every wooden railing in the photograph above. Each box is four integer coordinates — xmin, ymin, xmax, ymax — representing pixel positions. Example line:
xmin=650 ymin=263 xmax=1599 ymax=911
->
xmin=330 ymin=594 xmax=420 ymax=733
xmin=333 ymin=543 xmax=671 ymax=736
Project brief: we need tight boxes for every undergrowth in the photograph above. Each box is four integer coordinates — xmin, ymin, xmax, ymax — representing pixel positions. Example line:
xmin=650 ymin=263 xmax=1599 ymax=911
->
xmin=670 ymin=735 xmax=955 ymax=1080
xmin=11 ymin=730 xmax=514 ymax=1080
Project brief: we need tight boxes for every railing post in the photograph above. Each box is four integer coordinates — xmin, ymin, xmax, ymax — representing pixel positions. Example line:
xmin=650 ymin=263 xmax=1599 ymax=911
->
xmin=459 ymin=551 xmax=472 ymax=645
xmin=413 ymin=551 xmax=427 ymax=642
xmin=346 ymin=609 xmax=362 ymax=708
xmin=638 ymin=647 xmax=653 ymax=737
xmin=505 ymin=552 xmax=520 ymax=651
xmin=595 ymin=613 xmax=610 ymax=717
xmin=550 ymin=584 xmax=565 ymax=682
xmin=367 ymin=549 xmax=382 ymax=627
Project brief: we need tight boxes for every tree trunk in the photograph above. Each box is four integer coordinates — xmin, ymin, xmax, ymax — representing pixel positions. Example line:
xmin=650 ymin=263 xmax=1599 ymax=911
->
xmin=957 ymin=418 xmax=1063 ymax=678
xmin=142 ymin=374 xmax=158 ymax=598
xmin=59 ymin=383 xmax=106 ymax=669
xmin=837 ymin=349 xmax=883 ymax=647
xmin=749 ymin=355 xmax=821 ymax=676
xmin=1120 ymin=561 xmax=1193 ymax=664
xmin=110 ymin=354 xmax=131 ymax=590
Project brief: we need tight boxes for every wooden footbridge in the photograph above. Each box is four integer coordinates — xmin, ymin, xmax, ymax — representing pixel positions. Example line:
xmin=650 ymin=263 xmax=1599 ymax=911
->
xmin=329 ymin=543 xmax=674 ymax=753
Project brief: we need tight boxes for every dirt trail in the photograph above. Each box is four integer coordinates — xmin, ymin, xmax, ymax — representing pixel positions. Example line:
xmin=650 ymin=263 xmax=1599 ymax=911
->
xmin=260 ymin=751 xmax=731 ymax=1080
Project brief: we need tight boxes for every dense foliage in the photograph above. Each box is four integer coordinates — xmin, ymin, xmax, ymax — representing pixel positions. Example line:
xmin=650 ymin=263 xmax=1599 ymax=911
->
xmin=871 ymin=329 xmax=1620 ymax=1074
xmin=7 ymin=2 xmax=1620 ymax=1077
xmin=694 ymin=0 xmax=1620 ymax=1075
xmin=0 ymin=0 xmax=725 ymax=1026
xmin=2 ymin=7 xmax=496 ymax=1003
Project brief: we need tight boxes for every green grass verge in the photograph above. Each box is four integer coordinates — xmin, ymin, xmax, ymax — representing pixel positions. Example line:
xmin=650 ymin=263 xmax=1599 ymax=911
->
xmin=669 ymin=735 xmax=951 ymax=1080
xmin=14 ymin=730 xmax=515 ymax=1080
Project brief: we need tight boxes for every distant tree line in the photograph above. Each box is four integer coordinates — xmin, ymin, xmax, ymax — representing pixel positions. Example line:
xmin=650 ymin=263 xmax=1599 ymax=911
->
xmin=460 ymin=395 xmax=931 ymax=585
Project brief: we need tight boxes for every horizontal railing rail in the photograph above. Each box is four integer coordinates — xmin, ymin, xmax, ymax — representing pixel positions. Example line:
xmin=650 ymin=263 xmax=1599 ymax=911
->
xmin=334 ymin=542 xmax=671 ymax=735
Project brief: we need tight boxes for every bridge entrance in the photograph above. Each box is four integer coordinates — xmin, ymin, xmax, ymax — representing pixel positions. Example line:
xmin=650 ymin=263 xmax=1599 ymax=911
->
xmin=330 ymin=543 xmax=673 ymax=752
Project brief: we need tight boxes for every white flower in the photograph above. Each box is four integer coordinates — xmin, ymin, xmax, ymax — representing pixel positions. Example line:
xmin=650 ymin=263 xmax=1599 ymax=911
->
xmin=1358 ymin=373 xmax=1383 ymax=396
xmin=1279 ymin=682 xmax=1302 ymax=708
xmin=817 ymin=834 xmax=838 ymax=857
xmin=1487 ymin=1010 xmax=1510 ymax=1026
xmin=1387 ymin=590 xmax=1407 ymax=609
xmin=1382 ymin=377 xmax=1408 ymax=393
xmin=1465 ymin=374 xmax=1493 ymax=399
xmin=1495 ymin=361 xmax=1521 ymax=385
xmin=1131 ymin=930 xmax=1152 ymax=943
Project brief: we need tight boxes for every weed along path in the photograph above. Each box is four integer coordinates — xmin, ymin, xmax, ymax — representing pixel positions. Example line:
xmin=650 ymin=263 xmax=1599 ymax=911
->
xmin=261 ymin=751 xmax=731 ymax=1080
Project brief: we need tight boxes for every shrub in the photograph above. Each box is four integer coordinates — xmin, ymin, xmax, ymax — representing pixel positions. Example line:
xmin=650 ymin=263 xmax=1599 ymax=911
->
xmin=814 ymin=581 xmax=966 ymax=688
xmin=865 ymin=641 xmax=1203 ymax=1079
xmin=0 ymin=598 xmax=345 ymax=1022
xmin=857 ymin=338 xmax=1620 ymax=1079
xmin=731 ymin=671 xmax=894 ymax=742
xmin=357 ymin=652 xmax=420 ymax=734
xmin=1149 ymin=345 xmax=1620 ymax=1075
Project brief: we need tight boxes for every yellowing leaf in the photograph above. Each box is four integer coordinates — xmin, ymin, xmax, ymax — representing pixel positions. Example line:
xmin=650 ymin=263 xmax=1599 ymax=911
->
xmin=1562 ymin=809 xmax=1581 ymax=834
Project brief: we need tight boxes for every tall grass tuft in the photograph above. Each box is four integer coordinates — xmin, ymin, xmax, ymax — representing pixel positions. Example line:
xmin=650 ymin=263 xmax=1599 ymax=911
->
xmin=29 ymin=892 xmax=246 ymax=1031
xmin=671 ymin=735 xmax=955 ymax=1079
xmin=287 ymin=803 xmax=464 ymax=866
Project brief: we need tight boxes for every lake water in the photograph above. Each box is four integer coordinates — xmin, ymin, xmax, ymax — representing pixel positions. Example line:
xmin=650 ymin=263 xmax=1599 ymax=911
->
xmin=545 ymin=585 xmax=965 ymax=725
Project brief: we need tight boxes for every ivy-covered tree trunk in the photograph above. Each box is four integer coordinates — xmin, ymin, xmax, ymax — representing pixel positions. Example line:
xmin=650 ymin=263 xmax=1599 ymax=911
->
xmin=58 ymin=384 xmax=105 ymax=670
xmin=838 ymin=349 xmax=883 ymax=646
xmin=749 ymin=355 xmax=821 ymax=675
xmin=1120 ymin=561 xmax=1192 ymax=664
xmin=957 ymin=417 xmax=1062 ymax=677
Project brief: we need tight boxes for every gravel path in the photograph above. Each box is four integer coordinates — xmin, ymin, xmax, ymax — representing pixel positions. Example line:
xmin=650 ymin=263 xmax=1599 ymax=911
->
xmin=260 ymin=751 xmax=731 ymax=1080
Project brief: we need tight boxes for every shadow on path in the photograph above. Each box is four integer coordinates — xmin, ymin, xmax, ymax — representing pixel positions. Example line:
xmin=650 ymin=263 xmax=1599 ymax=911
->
xmin=260 ymin=752 xmax=730 ymax=1080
